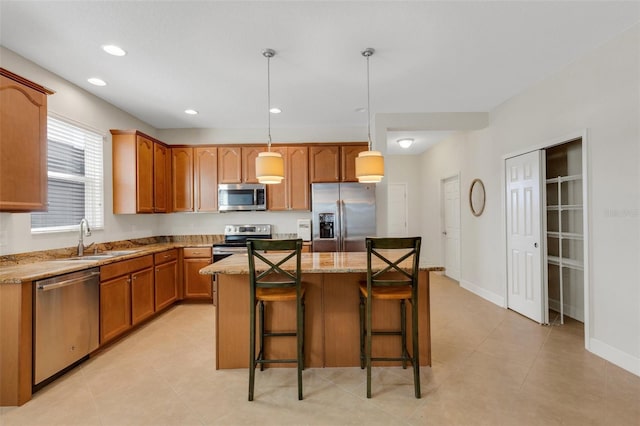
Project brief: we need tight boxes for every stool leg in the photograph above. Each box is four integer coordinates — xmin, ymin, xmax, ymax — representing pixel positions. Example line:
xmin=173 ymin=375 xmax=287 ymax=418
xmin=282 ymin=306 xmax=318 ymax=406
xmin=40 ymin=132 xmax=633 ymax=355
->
xmin=401 ymin=299 xmax=407 ymax=369
xmin=359 ymin=295 xmax=365 ymax=369
xmin=249 ymin=300 xmax=256 ymax=401
xmin=366 ymin=296 xmax=372 ymax=398
xmin=301 ymin=296 xmax=306 ymax=370
xmin=412 ymin=297 xmax=421 ymax=398
xmin=259 ymin=300 xmax=265 ymax=372
xmin=297 ymin=295 xmax=304 ymax=400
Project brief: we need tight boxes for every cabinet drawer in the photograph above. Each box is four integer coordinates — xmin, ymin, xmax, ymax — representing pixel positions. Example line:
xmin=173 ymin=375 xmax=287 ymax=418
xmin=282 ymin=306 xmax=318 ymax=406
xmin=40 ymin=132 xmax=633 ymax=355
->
xmin=183 ymin=247 xmax=212 ymax=258
xmin=154 ymin=249 xmax=178 ymax=265
xmin=100 ymin=255 xmax=153 ymax=281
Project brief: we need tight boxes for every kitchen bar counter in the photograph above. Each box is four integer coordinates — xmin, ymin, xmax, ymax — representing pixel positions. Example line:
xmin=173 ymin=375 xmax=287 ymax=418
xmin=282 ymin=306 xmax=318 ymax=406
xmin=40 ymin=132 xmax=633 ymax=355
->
xmin=201 ymin=253 xmax=443 ymax=369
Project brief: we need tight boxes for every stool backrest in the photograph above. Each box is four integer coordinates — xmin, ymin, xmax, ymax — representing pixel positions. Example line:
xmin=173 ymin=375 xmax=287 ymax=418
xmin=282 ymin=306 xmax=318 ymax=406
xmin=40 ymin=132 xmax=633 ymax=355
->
xmin=365 ymin=237 xmax=422 ymax=290
xmin=247 ymin=239 xmax=303 ymax=291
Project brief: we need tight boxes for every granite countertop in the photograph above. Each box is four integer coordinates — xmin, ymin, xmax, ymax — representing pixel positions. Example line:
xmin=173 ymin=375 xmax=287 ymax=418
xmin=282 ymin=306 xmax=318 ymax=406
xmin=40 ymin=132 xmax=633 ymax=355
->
xmin=0 ymin=237 xmax=218 ymax=284
xmin=200 ymin=252 xmax=444 ymax=275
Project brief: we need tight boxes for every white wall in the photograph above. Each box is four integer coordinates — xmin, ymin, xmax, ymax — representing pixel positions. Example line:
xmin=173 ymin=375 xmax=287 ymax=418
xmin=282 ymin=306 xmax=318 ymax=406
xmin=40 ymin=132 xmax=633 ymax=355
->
xmin=417 ymin=25 xmax=640 ymax=375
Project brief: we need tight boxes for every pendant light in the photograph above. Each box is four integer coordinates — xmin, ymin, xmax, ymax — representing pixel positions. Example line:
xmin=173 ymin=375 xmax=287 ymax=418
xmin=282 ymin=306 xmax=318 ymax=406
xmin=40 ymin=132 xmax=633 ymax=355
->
xmin=355 ymin=48 xmax=384 ymax=183
xmin=255 ymin=48 xmax=284 ymax=184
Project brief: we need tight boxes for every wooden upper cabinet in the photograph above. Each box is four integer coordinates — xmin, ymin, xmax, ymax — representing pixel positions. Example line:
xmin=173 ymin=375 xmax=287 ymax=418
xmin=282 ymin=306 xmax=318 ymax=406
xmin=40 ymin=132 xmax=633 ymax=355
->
xmin=111 ymin=130 xmax=172 ymax=214
xmin=194 ymin=147 xmax=218 ymax=212
xmin=309 ymin=145 xmax=340 ymax=182
xmin=309 ymin=144 xmax=368 ymax=183
xmin=217 ymin=146 xmax=241 ymax=183
xmin=241 ymin=146 xmax=266 ymax=183
xmin=340 ymin=145 xmax=368 ymax=182
xmin=268 ymin=146 xmax=309 ymax=211
xmin=0 ymin=69 xmax=54 ymax=212
xmin=135 ymin=136 xmax=154 ymax=213
xmin=153 ymin=142 xmax=171 ymax=213
xmin=171 ymin=147 xmax=194 ymax=212
xmin=218 ymin=146 xmax=266 ymax=184
xmin=289 ymin=146 xmax=310 ymax=209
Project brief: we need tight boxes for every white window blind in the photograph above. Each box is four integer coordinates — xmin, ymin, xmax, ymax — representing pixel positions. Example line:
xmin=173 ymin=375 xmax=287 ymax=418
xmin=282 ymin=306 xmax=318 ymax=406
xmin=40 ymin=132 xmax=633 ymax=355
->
xmin=31 ymin=116 xmax=104 ymax=233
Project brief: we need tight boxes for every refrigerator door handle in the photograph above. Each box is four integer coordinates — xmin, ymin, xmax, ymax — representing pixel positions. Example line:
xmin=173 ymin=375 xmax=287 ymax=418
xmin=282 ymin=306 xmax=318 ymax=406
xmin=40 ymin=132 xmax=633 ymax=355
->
xmin=340 ymin=200 xmax=346 ymax=251
xmin=336 ymin=200 xmax=342 ymax=251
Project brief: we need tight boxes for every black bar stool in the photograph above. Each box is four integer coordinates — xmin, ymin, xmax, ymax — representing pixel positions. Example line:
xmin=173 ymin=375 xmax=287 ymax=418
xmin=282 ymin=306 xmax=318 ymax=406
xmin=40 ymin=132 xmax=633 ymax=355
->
xmin=247 ymin=239 xmax=305 ymax=401
xmin=359 ymin=237 xmax=422 ymax=398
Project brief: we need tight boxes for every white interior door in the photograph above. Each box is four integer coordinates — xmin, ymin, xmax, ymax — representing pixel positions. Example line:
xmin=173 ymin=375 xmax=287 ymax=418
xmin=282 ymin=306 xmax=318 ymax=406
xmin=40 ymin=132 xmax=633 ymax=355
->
xmin=443 ymin=176 xmax=460 ymax=281
xmin=506 ymin=151 xmax=544 ymax=323
xmin=387 ymin=183 xmax=408 ymax=237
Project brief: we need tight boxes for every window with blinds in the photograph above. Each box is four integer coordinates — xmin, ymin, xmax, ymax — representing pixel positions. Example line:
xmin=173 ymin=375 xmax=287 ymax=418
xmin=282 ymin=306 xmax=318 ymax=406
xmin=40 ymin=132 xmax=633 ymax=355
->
xmin=31 ymin=116 xmax=104 ymax=233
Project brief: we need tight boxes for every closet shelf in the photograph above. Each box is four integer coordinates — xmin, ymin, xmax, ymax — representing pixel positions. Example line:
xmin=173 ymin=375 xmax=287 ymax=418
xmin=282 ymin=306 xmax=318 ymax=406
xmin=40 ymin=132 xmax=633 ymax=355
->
xmin=547 ymin=204 xmax=582 ymax=211
xmin=547 ymin=255 xmax=583 ymax=270
xmin=547 ymin=231 xmax=583 ymax=240
xmin=546 ymin=174 xmax=582 ymax=184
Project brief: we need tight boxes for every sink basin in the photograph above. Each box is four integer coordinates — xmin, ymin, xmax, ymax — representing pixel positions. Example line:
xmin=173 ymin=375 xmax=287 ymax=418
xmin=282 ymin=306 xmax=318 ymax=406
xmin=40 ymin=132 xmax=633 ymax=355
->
xmin=61 ymin=254 xmax=118 ymax=261
xmin=56 ymin=250 xmax=139 ymax=261
xmin=103 ymin=250 xmax=139 ymax=256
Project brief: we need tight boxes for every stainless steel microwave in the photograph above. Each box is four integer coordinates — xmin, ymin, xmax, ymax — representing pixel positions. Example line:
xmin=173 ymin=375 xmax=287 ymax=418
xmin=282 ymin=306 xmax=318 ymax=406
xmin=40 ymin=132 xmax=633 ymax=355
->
xmin=218 ymin=184 xmax=266 ymax=212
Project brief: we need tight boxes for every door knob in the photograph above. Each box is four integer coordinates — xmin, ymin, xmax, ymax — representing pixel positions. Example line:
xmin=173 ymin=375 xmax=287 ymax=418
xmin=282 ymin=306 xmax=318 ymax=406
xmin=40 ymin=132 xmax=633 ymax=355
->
xmin=534 ymin=242 xmax=538 ymax=248
xmin=442 ymin=231 xmax=447 ymax=235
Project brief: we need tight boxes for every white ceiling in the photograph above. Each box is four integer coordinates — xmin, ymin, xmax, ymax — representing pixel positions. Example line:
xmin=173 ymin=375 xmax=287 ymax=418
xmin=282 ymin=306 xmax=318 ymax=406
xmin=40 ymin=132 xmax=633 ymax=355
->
xmin=1 ymin=1 xmax=638 ymax=154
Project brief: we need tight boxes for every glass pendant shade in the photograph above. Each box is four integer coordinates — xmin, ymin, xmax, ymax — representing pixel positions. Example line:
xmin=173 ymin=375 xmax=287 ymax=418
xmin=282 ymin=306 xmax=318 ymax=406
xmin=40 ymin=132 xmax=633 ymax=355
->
xmin=256 ymin=151 xmax=284 ymax=184
xmin=355 ymin=150 xmax=384 ymax=183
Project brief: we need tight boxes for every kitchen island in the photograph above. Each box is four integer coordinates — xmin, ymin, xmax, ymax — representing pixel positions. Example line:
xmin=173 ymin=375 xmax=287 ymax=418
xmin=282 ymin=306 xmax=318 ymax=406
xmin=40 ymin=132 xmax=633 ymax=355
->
xmin=200 ymin=252 xmax=443 ymax=369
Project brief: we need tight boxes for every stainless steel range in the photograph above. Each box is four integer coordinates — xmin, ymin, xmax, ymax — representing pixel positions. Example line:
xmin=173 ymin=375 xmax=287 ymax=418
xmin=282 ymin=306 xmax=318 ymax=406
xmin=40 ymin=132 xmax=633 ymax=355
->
xmin=212 ymin=224 xmax=272 ymax=262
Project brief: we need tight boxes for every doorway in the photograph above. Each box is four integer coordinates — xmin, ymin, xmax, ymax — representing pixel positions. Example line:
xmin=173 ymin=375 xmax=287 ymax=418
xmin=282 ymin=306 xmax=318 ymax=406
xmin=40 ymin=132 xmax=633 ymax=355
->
xmin=388 ymin=183 xmax=408 ymax=237
xmin=442 ymin=175 xmax=460 ymax=281
xmin=504 ymin=134 xmax=588 ymax=330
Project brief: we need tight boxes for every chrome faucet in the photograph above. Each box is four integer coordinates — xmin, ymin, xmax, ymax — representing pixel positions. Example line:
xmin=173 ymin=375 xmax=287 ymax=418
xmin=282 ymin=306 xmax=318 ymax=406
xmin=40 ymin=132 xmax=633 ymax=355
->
xmin=78 ymin=218 xmax=92 ymax=256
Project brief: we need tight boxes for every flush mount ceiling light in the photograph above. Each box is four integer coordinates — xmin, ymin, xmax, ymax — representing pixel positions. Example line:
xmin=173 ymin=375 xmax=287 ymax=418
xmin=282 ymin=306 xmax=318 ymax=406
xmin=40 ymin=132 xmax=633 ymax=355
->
xmin=397 ymin=138 xmax=414 ymax=149
xmin=102 ymin=44 xmax=126 ymax=56
xmin=355 ymin=48 xmax=384 ymax=183
xmin=87 ymin=77 xmax=106 ymax=86
xmin=255 ymin=48 xmax=284 ymax=185
xmin=184 ymin=109 xmax=198 ymax=115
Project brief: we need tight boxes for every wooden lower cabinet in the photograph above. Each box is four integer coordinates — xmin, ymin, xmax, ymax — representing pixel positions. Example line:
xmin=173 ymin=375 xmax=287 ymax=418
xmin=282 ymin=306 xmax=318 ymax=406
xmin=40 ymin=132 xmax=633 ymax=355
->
xmin=100 ymin=255 xmax=154 ymax=344
xmin=131 ymin=267 xmax=154 ymax=325
xmin=183 ymin=247 xmax=213 ymax=299
xmin=100 ymin=275 xmax=132 ymax=344
xmin=155 ymin=250 xmax=178 ymax=311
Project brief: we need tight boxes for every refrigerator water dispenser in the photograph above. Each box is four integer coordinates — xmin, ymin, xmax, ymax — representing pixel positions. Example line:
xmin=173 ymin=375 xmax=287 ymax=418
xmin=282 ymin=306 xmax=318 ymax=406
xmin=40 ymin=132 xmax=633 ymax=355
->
xmin=318 ymin=213 xmax=335 ymax=239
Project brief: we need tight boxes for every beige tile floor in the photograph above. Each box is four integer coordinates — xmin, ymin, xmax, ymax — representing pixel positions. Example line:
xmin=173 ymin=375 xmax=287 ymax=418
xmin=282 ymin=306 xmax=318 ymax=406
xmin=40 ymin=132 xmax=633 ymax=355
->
xmin=1 ymin=273 xmax=638 ymax=425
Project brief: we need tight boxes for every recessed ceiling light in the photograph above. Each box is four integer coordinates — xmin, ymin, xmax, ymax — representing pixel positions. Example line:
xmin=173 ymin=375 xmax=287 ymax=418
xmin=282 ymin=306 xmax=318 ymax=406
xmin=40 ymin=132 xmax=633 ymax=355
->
xmin=355 ymin=107 xmax=366 ymax=113
xmin=397 ymin=138 xmax=414 ymax=149
xmin=184 ymin=109 xmax=198 ymax=115
xmin=102 ymin=44 xmax=126 ymax=56
xmin=269 ymin=107 xmax=281 ymax=114
xmin=88 ymin=77 xmax=106 ymax=86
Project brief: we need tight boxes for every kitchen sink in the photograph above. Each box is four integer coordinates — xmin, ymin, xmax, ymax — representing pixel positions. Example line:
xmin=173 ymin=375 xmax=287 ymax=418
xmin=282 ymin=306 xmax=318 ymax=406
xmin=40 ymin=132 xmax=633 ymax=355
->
xmin=56 ymin=250 xmax=140 ymax=261
xmin=103 ymin=250 xmax=139 ymax=256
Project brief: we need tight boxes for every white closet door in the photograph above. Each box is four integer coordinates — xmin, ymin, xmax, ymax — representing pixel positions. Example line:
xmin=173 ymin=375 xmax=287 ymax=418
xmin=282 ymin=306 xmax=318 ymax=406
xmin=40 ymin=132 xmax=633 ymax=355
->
xmin=506 ymin=151 xmax=544 ymax=323
xmin=443 ymin=176 xmax=460 ymax=281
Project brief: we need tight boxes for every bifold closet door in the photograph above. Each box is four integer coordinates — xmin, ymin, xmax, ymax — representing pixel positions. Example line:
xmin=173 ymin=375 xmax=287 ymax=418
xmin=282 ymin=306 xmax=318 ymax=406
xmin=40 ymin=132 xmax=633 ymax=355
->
xmin=505 ymin=151 xmax=545 ymax=323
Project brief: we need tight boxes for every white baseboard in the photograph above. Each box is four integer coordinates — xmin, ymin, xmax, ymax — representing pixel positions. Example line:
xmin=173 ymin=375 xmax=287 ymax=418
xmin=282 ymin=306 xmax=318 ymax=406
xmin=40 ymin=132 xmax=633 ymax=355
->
xmin=589 ymin=338 xmax=640 ymax=377
xmin=459 ymin=279 xmax=505 ymax=308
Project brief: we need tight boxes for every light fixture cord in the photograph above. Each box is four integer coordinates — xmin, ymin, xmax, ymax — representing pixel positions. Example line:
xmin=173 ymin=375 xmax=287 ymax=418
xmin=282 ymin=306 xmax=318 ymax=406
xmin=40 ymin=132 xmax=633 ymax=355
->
xmin=267 ymin=53 xmax=272 ymax=151
xmin=366 ymin=53 xmax=371 ymax=151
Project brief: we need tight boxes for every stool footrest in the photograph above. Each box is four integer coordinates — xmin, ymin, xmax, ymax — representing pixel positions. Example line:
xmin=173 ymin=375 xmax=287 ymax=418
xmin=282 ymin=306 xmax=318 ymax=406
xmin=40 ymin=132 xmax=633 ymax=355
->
xmin=370 ymin=330 xmax=403 ymax=336
xmin=370 ymin=356 xmax=415 ymax=363
xmin=264 ymin=331 xmax=297 ymax=337
xmin=255 ymin=358 xmax=298 ymax=364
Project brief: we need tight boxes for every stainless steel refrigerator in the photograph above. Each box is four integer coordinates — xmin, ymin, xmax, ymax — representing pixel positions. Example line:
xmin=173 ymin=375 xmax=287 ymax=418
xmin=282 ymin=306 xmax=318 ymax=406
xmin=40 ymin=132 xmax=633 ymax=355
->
xmin=311 ymin=183 xmax=376 ymax=252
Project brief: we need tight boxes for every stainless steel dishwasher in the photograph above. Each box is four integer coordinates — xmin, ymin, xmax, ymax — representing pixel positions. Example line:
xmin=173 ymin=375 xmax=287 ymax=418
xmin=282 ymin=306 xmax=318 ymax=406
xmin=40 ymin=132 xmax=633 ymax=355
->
xmin=34 ymin=267 xmax=100 ymax=386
